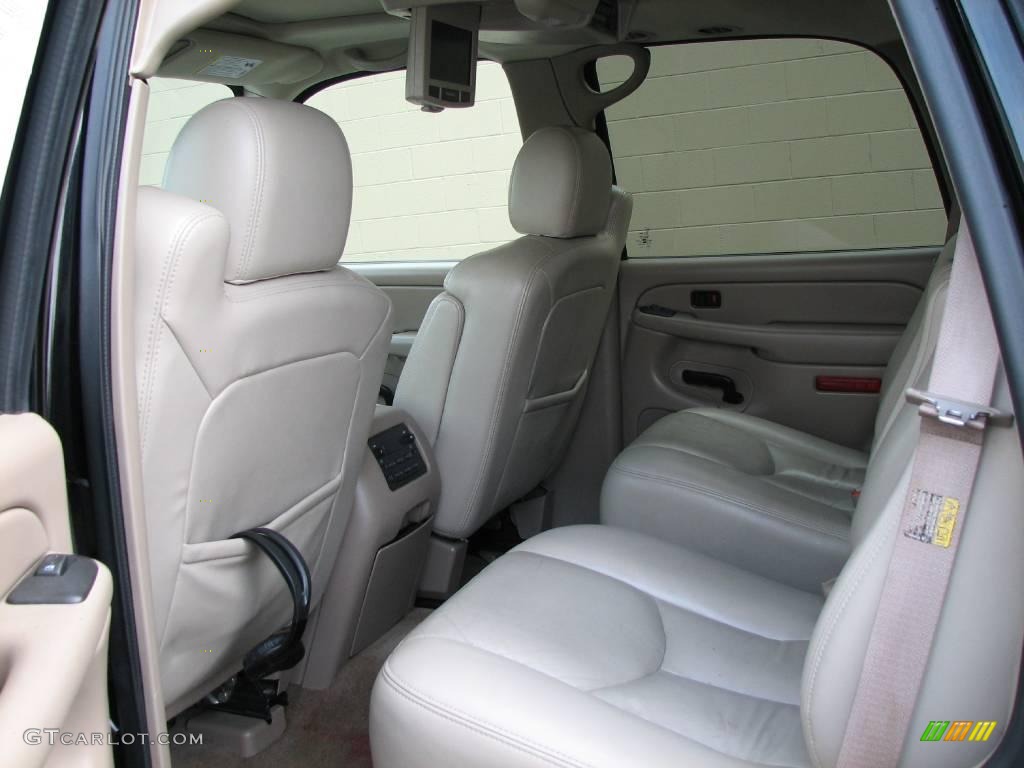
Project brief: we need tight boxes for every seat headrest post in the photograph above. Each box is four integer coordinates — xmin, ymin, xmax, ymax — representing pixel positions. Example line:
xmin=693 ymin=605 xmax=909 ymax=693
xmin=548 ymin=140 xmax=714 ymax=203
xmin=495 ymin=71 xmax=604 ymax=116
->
xmin=508 ymin=126 xmax=612 ymax=239
xmin=162 ymin=98 xmax=353 ymax=284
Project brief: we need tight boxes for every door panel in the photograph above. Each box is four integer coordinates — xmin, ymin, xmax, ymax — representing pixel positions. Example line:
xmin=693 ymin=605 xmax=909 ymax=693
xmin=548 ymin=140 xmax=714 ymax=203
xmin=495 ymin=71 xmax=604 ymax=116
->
xmin=618 ymin=248 xmax=940 ymax=448
xmin=0 ymin=414 xmax=113 ymax=768
xmin=349 ymin=262 xmax=454 ymax=392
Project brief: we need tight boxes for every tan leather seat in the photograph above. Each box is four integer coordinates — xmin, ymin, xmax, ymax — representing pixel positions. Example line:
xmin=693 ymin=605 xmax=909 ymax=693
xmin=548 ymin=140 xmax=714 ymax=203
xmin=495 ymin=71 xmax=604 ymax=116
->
xmin=134 ymin=98 xmax=392 ymax=714
xmin=369 ymin=267 xmax=1024 ymax=766
xmin=600 ymin=240 xmax=954 ymax=591
xmin=394 ymin=126 xmax=632 ymax=540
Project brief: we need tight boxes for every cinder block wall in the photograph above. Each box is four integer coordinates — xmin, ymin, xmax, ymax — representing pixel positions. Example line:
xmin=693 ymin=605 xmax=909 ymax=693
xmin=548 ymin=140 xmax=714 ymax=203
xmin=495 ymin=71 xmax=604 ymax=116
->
xmin=140 ymin=78 xmax=233 ymax=187
xmin=141 ymin=64 xmax=522 ymax=263
xmin=598 ymin=39 xmax=946 ymax=257
xmin=142 ymin=40 xmax=946 ymax=263
xmin=306 ymin=65 xmax=522 ymax=262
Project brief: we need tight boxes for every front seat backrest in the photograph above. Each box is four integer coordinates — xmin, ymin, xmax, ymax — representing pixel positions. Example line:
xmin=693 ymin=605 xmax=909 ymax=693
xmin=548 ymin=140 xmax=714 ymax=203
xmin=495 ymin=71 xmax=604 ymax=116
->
xmin=134 ymin=98 xmax=392 ymax=714
xmin=394 ymin=126 xmax=632 ymax=540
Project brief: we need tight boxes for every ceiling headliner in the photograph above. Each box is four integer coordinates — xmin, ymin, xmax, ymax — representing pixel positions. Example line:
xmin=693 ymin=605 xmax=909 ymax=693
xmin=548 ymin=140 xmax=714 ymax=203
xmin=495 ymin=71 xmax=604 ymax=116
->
xmin=174 ymin=0 xmax=902 ymax=99
xmin=232 ymin=0 xmax=386 ymax=24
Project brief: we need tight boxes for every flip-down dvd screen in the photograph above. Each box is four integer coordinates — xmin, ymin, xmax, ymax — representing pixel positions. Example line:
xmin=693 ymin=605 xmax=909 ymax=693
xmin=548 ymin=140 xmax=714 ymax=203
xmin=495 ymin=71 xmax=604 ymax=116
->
xmin=406 ymin=5 xmax=480 ymax=110
xmin=429 ymin=21 xmax=472 ymax=87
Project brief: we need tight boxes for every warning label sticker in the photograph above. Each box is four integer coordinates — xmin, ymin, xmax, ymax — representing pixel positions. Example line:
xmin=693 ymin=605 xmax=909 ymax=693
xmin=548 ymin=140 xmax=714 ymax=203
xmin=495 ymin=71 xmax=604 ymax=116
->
xmin=199 ymin=56 xmax=262 ymax=79
xmin=904 ymin=489 xmax=960 ymax=548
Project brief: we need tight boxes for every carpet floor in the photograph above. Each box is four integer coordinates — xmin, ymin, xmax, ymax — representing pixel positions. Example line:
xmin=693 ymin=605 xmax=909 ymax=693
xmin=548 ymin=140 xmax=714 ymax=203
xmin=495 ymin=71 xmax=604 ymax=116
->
xmin=169 ymin=608 xmax=431 ymax=767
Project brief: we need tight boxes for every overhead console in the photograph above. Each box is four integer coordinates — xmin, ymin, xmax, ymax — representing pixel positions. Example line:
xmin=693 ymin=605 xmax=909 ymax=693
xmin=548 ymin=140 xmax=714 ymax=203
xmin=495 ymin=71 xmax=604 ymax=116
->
xmin=384 ymin=0 xmax=638 ymax=110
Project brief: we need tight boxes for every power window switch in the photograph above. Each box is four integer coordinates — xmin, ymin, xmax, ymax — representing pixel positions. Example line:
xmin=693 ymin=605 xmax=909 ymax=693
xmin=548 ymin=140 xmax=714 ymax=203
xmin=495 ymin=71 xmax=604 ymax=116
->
xmin=35 ymin=554 xmax=69 ymax=577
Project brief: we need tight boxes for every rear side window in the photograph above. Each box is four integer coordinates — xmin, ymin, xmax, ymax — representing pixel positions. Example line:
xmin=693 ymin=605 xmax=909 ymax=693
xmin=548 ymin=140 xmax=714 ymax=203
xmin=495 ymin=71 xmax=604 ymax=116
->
xmin=305 ymin=61 xmax=522 ymax=263
xmin=141 ymin=79 xmax=232 ymax=186
xmin=0 ymin=0 xmax=49 ymax=185
xmin=598 ymin=39 xmax=947 ymax=257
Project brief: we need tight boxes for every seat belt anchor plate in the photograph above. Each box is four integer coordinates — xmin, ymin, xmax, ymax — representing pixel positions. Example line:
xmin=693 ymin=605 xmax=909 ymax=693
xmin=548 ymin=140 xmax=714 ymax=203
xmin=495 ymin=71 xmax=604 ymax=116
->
xmin=906 ymin=387 xmax=1014 ymax=429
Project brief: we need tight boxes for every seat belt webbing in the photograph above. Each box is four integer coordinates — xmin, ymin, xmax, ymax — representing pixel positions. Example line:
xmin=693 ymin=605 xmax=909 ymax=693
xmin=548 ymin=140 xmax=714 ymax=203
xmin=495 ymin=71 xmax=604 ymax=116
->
xmin=837 ymin=219 xmax=1009 ymax=768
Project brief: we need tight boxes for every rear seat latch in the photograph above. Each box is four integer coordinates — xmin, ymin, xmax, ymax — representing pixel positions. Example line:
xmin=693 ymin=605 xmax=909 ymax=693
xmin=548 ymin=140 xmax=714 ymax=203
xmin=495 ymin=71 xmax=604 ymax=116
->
xmin=906 ymin=387 xmax=1014 ymax=430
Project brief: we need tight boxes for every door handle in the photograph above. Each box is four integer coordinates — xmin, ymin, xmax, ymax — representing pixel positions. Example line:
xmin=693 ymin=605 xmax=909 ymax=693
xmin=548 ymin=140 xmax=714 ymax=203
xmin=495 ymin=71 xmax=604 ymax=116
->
xmin=682 ymin=370 xmax=744 ymax=405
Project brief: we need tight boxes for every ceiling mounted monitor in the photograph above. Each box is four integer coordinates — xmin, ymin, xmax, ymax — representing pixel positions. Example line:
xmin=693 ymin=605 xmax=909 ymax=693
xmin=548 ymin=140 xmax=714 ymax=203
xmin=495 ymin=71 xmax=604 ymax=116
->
xmin=405 ymin=4 xmax=481 ymax=111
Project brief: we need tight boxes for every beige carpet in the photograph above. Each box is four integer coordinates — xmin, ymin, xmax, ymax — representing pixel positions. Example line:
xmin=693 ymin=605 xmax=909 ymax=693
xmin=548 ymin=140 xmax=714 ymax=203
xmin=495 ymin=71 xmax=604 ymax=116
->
xmin=170 ymin=608 xmax=431 ymax=767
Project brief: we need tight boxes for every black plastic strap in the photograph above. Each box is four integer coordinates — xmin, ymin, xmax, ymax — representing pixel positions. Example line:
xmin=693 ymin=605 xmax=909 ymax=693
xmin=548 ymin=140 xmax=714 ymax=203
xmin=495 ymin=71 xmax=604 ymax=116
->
xmin=231 ymin=527 xmax=311 ymax=680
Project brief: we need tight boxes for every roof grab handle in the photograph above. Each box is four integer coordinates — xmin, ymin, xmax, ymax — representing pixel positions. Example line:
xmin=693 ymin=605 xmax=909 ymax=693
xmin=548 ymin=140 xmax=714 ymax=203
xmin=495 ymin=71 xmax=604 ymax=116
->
xmin=551 ymin=43 xmax=650 ymax=128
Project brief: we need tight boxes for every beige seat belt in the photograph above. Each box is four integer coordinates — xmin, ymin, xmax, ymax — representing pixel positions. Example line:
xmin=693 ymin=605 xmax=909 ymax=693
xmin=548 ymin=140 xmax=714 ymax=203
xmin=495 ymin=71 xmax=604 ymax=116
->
xmin=837 ymin=218 xmax=1014 ymax=768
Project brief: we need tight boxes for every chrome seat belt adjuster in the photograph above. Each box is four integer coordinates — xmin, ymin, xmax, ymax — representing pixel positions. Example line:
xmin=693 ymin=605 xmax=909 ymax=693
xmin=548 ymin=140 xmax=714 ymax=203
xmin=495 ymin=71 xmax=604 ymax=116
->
xmin=906 ymin=387 xmax=1014 ymax=430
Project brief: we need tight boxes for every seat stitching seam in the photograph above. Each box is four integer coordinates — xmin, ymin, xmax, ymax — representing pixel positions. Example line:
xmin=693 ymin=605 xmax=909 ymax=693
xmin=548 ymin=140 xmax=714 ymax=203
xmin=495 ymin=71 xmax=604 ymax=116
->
xmin=658 ymin=411 xmax=868 ymax=470
xmin=180 ymin=474 xmax=342 ymax=555
xmin=139 ymin=214 xmax=199 ymax=449
xmin=381 ymin=664 xmax=593 ymax=768
xmin=522 ymin=284 xmax=604 ymax=401
xmin=653 ymin=594 xmax=813 ymax=648
xmin=589 ymin=672 xmax=809 ymax=765
xmin=160 ymin=318 xmax=214 ymax=398
xmin=507 ymin=550 xmax=815 ymax=643
xmin=162 ymin=323 xmax=362 ymax=397
xmin=398 ymin=292 xmax=464 ymax=446
xmin=427 ymin=294 xmax=466 ymax=445
xmin=139 ymin=212 xmax=218 ymax=456
xmin=302 ymin=371 xmax=362 ymax=584
xmin=234 ymin=100 xmax=265 ymax=280
xmin=636 ymin=428 xmax=865 ymax=488
xmin=801 ymin=522 xmax=891 ymax=768
xmin=596 ymin=664 xmax=803 ymax=710
xmin=607 ymin=465 xmax=850 ymax=541
xmin=567 ymin=132 xmax=582 ymax=235
xmin=760 ymin=476 xmax=857 ymax=515
xmin=626 ymin=439 xmax=773 ymax=475
xmin=223 ymin=277 xmax=387 ymax=303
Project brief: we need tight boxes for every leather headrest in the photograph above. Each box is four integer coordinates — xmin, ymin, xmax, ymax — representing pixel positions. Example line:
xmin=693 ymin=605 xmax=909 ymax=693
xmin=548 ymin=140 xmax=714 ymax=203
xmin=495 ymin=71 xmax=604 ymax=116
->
xmin=508 ymin=126 xmax=612 ymax=239
xmin=163 ymin=98 xmax=352 ymax=284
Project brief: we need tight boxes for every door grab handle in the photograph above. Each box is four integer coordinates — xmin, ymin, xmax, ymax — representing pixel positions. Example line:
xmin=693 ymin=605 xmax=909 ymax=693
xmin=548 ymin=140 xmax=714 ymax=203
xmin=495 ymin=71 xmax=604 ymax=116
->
xmin=682 ymin=370 xmax=744 ymax=405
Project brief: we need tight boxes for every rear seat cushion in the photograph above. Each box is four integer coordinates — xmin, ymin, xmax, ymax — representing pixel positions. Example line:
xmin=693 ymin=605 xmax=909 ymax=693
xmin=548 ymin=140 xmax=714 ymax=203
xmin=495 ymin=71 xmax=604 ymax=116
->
xmin=601 ymin=408 xmax=865 ymax=591
xmin=370 ymin=525 xmax=822 ymax=768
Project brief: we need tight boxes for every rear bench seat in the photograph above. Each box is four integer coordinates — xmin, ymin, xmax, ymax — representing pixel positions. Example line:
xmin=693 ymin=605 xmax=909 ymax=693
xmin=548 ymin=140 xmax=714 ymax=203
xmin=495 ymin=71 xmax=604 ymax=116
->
xmin=369 ymin=229 xmax=1024 ymax=768
xmin=599 ymin=238 xmax=954 ymax=591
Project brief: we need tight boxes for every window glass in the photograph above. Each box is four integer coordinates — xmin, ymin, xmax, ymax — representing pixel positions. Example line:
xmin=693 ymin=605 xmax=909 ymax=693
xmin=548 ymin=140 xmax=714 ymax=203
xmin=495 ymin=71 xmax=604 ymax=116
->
xmin=140 ymin=79 xmax=232 ymax=186
xmin=598 ymin=39 xmax=947 ymax=257
xmin=306 ymin=61 xmax=522 ymax=262
xmin=0 ymin=0 xmax=50 ymax=184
